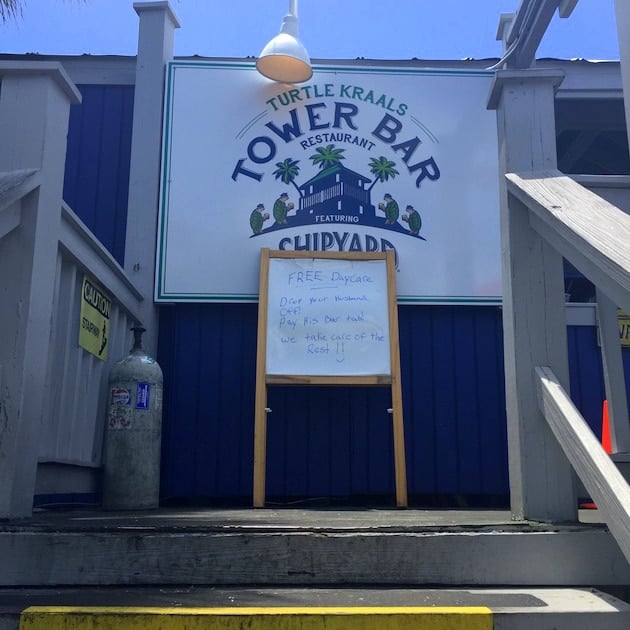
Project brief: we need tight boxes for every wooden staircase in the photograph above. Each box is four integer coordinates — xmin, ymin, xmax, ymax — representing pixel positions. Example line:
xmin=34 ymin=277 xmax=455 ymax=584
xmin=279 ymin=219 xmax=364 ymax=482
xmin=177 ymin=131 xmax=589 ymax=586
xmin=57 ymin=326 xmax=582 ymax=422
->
xmin=1 ymin=506 xmax=629 ymax=629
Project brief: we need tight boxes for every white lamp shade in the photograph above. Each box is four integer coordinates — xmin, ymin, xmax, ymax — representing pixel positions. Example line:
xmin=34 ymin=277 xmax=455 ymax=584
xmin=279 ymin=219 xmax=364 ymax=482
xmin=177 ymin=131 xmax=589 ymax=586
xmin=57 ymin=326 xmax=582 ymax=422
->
xmin=256 ymin=3 xmax=312 ymax=84
xmin=257 ymin=33 xmax=313 ymax=83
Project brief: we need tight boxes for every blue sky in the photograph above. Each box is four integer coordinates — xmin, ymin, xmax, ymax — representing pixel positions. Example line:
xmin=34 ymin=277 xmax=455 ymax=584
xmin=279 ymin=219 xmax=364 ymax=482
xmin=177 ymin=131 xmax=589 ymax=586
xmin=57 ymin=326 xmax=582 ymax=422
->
xmin=0 ymin=0 xmax=620 ymax=61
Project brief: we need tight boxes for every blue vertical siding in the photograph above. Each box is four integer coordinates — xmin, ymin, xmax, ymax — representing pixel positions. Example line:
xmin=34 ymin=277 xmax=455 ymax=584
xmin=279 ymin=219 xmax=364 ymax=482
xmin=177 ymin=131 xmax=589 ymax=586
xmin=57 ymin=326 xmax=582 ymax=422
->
xmin=157 ymin=304 xmax=616 ymax=506
xmin=158 ymin=304 xmax=512 ymax=504
xmin=63 ymin=84 xmax=134 ymax=265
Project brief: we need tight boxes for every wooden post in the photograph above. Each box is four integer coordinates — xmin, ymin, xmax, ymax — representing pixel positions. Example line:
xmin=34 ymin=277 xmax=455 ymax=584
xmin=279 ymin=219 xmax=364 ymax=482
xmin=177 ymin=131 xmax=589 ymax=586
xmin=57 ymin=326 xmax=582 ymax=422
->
xmin=614 ymin=1 xmax=630 ymax=164
xmin=0 ymin=63 xmax=81 ymax=518
xmin=386 ymin=249 xmax=408 ymax=508
xmin=253 ymin=251 xmax=271 ymax=508
xmin=124 ymin=2 xmax=180 ymax=357
xmin=488 ymin=69 xmax=578 ymax=522
xmin=609 ymin=0 xmax=630 ymax=450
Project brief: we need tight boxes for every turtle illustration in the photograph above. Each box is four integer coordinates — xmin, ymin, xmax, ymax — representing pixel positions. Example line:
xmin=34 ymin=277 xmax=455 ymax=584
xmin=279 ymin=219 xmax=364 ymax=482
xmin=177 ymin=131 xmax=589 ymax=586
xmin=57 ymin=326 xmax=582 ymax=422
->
xmin=378 ymin=193 xmax=399 ymax=225
xmin=249 ymin=203 xmax=269 ymax=235
xmin=272 ymin=192 xmax=294 ymax=225
xmin=402 ymin=205 xmax=422 ymax=235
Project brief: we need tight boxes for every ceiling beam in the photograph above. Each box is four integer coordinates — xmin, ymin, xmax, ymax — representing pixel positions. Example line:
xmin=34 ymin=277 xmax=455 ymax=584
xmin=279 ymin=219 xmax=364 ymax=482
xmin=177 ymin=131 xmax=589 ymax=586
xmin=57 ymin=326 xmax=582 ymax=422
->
xmin=497 ymin=0 xmax=581 ymax=69
xmin=507 ymin=0 xmax=561 ymax=69
xmin=558 ymin=0 xmax=579 ymax=18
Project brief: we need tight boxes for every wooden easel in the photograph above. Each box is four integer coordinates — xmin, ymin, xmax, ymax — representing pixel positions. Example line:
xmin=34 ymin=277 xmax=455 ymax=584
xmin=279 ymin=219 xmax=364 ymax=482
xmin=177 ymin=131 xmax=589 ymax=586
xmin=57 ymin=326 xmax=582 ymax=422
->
xmin=253 ymin=249 xmax=407 ymax=508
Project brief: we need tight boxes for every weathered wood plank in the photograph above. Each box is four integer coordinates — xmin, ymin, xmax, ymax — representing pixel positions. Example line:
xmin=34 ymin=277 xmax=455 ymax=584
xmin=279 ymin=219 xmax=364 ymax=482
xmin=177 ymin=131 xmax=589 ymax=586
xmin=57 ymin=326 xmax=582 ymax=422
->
xmin=491 ymin=73 xmax=576 ymax=523
xmin=536 ymin=366 xmax=630 ymax=562
xmin=558 ymin=0 xmax=579 ymax=18
xmin=1 ymin=527 xmax=629 ymax=587
xmin=124 ymin=5 xmax=179 ymax=357
xmin=615 ymin=0 xmax=630 ymax=165
xmin=505 ymin=1 xmax=559 ymax=69
xmin=0 ymin=169 xmax=39 ymax=211
xmin=60 ymin=203 xmax=143 ymax=320
xmin=0 ymin=68 xmax=78 ymax=518
xmin=506 ymin=170 xmax=630 ymax=316
xmin=0 ymin=170 xmax=40 ymax=240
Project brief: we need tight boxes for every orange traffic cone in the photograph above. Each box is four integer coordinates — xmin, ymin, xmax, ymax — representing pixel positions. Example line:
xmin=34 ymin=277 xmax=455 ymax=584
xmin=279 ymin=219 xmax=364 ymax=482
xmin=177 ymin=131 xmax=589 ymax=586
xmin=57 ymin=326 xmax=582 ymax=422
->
xmin=601 ymin=399 xmax=612 ymax=455
xmin=580 ymin=400 xmax=611 ymax=509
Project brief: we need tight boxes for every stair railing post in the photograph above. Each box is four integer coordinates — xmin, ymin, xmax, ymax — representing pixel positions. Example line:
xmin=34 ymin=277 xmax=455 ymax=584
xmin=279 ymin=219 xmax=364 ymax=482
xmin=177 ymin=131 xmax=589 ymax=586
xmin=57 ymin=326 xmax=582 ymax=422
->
xmin=0 ymin=63 xmax=81 ymax=518
xmin=124 ymin=2 xmax=180 ymax=358
xmin=488 ymin=69 xmax=578 ymax=522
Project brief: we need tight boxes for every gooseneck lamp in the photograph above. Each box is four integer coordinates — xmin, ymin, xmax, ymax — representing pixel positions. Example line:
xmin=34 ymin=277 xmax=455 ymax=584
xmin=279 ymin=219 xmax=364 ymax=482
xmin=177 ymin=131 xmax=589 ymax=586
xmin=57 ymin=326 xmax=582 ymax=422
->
xmin=256 ymin=0 xmax=312 ymax=83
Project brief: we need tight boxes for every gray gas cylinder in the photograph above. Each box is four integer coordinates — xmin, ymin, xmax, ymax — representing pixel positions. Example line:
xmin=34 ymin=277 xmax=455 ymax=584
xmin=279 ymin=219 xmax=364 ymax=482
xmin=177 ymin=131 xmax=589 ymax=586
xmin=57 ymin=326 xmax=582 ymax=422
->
xmin=102 ymin=327 xmax=163 ymax=510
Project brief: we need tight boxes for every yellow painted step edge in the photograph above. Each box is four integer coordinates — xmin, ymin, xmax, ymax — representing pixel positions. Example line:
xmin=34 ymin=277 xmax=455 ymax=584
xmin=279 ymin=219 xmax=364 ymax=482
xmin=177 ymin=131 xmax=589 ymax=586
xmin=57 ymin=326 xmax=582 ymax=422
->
xmin=20 ymin=606 xmax=493 ymax=630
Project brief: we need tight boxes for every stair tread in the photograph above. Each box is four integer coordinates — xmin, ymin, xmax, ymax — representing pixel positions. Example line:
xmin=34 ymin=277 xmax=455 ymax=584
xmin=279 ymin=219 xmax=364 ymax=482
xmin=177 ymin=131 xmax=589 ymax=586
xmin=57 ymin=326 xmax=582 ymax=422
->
xmin=1 ymin=587 xmax=628 ymax=613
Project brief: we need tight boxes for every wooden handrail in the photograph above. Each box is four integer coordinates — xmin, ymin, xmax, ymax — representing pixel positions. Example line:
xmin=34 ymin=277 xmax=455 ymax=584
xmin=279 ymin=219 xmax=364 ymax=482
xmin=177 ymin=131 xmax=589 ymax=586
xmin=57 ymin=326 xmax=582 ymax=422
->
xmin=0 ymin=169 xmax=39 ymax=240
xmin=506 ymin=169 xmax=630 ymax=316
xmin=60 ymin=202 xmax=143 ymax=320
xmin=536 ymin=365 xmax=630 ymax=563
xmin=505 ymin=169 xmax=630 ymax=559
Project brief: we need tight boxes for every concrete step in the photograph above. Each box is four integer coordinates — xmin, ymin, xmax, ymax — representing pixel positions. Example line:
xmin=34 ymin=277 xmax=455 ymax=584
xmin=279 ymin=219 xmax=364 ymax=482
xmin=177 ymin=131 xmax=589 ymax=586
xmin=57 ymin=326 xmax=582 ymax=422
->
xmin=1 ymin=587 xmax=629 ymax=630
xmin=1 ymin=507 xmax=629 ymax=587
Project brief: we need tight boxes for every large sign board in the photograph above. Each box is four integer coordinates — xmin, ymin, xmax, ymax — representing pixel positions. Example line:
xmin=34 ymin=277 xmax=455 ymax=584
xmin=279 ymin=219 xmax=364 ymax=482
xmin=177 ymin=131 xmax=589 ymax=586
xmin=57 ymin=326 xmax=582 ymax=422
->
xmin=156 ymin=61 xmax=500 ymax=304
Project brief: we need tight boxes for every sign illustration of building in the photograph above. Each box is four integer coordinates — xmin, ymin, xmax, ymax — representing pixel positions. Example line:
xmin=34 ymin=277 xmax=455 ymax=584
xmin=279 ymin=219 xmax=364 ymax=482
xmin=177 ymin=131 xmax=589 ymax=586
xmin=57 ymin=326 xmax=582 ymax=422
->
xmin=253 ymin=150 xmax=421 ymax=237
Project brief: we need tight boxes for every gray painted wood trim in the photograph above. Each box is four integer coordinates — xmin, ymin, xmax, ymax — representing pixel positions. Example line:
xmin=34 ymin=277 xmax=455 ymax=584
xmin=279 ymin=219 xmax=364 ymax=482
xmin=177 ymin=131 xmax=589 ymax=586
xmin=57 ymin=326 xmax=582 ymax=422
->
xmin=573 ymin=175 xmax=630 ymax=189
xmin=134 ymin=1 xmax=181 ymax=28
xmin=536 ymin=365 xmax=630 ymax=563
xmin=554 ymin=61 xmax=623 ymax=98
xmin=596 ymin=288 xmax=630 ymax=453
xmin=0 ymin=69 xmax=76 ymax=517
xmin=496 ymin=13 xmax=515 ymax=54
xmin=0 ymin=201 xmax=21 ymax=241
xmin=566 ymin=304 xmax=596 ymax=326
xmin=558 ymin=0 xmax=579 ymax=18
xmin=0 ymin=170 xmax=39 ymax=239
xmin=487 ymin=68 xmax=565 ymax=110
xmin=1 ymin=527 xmax=629 ymax=586
xmin=493 ymin=70 xmax=577 ymax=523
xmin=0 ymin=62 xmax=81 ymax=104
xmin=0 ymin=169 xmax=39 ymax=213
xmin=123 ymin=2 xmax=178 ymax=356
xmin=506 ymin=170 xmax=630 ymax=316
xmin=60 ymin=203 xmax=143 ymax=318
xmin=615 ymin=1 xmax=630 ymax=157
xmin=505 ymin=1 xmax=559 ymax=69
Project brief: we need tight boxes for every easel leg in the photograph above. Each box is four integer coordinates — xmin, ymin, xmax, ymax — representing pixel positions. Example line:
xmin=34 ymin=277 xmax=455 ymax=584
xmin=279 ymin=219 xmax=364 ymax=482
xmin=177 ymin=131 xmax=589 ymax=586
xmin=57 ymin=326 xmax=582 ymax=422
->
xmin=253 ymin=403 xmax=267 ymax=508
xmin=391 ymin=386 xmax=408 ymax=508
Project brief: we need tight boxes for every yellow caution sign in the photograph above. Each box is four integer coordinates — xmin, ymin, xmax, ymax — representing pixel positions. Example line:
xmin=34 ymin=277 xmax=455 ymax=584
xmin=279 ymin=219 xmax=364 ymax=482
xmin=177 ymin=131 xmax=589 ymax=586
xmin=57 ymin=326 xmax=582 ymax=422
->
xmin=79 ymin=276 xmax=111 ymax=361
xmin=619 ymin=310 xmax=630 ymax=347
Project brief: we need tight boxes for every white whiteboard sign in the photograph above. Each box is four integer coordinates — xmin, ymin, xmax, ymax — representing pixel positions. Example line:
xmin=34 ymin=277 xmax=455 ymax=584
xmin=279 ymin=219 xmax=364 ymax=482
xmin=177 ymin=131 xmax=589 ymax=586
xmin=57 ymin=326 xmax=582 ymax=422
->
xmin=266 ymin=257 xmax=391 ymax=376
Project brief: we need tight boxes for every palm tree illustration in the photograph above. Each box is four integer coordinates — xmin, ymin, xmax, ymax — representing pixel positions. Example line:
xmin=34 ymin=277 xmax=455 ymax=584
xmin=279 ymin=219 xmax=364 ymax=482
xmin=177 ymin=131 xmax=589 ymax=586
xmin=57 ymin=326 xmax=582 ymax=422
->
xmin=273 ymin=158 xmax=303 ymax=197
xmin=367 ymin=156 xmax=399 ymax=191
xmin=1 ymin=0 xmax=20 ymax=20
xmin=2 ymin=1 xmax=85 ymax=22
xmin=310 ymin=144 xmax=346 ymax=170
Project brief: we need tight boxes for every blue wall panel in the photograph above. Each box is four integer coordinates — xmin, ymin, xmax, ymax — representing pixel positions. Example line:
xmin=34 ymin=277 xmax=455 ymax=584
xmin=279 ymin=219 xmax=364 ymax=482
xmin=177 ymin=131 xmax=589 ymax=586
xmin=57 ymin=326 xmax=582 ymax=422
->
xmin=158 ymin=303 xmax=614 ymax=506
xmin=158 ymin=304 xmax=513 ymax=505
xmin=63 ymin=84 xmax=134 ymax=265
